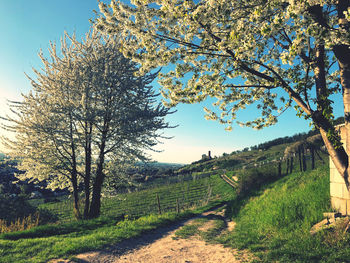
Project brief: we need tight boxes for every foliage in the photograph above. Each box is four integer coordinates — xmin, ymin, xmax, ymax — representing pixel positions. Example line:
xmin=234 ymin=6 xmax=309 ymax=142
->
xmin=3 ymin=29 xmax=172 ymax=219
xmin=96 ymin=0 xmax=350 ymax=187
xmin=0 ymin=194 xmax=57 ymax=234
xmin=0 ymin=195 xmax=36 ymax=223
xmin=96 ymin=0 xmax=346 ymax=126
xmin=0 ymin=213 xmax=40 ymax=234
xmin=235 ymin=166 xmax=280 ymax=198
xmin=0 ymin=159 xmax=23 ymax=195
xmin=250 ymin=129 xmax=320 ymax=151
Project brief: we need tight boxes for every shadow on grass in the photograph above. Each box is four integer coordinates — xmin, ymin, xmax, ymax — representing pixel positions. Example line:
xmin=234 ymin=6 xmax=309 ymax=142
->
xmin=0 ymin=216 xmax=123 ymax=240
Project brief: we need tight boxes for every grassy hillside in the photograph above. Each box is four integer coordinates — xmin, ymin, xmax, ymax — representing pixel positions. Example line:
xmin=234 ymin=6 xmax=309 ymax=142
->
xmin=220 ymin=164 xmax=350 ymax=262
xmin=177 ymin=139 xmax=323 ymax=175
xmin=0 ymin=173 xmax=234 ymax=262
xmin=33 ymin=174 xmax=234 ymax=223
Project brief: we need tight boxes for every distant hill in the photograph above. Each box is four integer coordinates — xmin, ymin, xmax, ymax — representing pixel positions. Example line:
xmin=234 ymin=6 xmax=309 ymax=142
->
xmin=139 ymin=162 xmax=184 ymax=169
xmin=176 ymin=126 xmax=329 ymax=175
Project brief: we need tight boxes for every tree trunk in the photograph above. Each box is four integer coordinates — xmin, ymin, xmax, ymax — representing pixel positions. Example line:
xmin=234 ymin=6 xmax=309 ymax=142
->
xmin=88 ymin=131 xmax=107 ymax=218
xmin=69 ymin=112 xmax=81 ymax=219
xmin=89 ymin=175 xmax=104 ymax=218
xmin=83 ymin=123 xmax=93 ymax=219
xmin=321 ymin=0 xmax=350 ymax=188
xmin=71 ymin=171 xmax=81 ymax=220
xmin=286 ymin=158 xmax=290 ymax=174
xmin=290 ymin=156 xmax=294 ymax=173
xmin=83 ymin=150 xmax=91 ymax=219
xmin=89 ymin=158 xmax=106 ymax=218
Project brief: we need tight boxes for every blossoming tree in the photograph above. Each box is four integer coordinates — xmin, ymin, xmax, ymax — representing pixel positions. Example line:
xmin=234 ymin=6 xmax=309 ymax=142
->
xmin=96 ymin=0 xmax=350 ymax=186
xmin=5 ymin=30 xmax=171 ymax=219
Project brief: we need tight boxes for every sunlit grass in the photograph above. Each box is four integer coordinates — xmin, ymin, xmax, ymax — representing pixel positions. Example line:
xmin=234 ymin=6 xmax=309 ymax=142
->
xmin=0 ymin=212 xmax=194 ymax=263
xmin=37 ymin=174 xmax=234 ymax=223
xmin=220 ymin=164 xmax=350 ymax=262
xmin=0 ymin=173 xmax=234 ymax=263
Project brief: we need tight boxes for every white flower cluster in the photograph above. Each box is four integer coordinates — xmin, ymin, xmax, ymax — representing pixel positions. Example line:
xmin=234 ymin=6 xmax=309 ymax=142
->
xmin=96 ymin=0 xmax=348 ymax=131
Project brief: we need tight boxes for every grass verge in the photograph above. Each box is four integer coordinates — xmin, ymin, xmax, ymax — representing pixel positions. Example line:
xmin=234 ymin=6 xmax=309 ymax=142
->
xmin=220 ymin=164 xmax=350 ymax=262
xmin=0 ymin=211 xmax=193 ymax=263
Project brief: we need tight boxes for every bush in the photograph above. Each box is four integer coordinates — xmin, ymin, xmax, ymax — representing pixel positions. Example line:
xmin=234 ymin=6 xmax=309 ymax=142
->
xmin=236 ymin=165 xmax=279 ymax=197
xmin=0 ymin=195 xmax=37 ymax=222
xmin=0 ymin=194 xmax=57 ymax=233
xmin=0 ymin=213 xmax=40 ymax=233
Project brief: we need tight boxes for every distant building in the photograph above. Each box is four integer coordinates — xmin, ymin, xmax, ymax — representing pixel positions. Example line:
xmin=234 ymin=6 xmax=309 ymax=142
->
xmin=201 ymin=150 xmax=212 ymax=161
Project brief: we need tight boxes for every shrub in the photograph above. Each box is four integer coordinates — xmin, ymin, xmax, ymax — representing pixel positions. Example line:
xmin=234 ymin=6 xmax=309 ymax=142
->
xmin=0 ymin=194 xmax=37 ymax=222
xmin=236 ymin=165 xmax=279 ymax=197
xmin=0 ymin=212 xmax=40 ymax=233
xmin=0 ymin=194 xmax=57 ymax=233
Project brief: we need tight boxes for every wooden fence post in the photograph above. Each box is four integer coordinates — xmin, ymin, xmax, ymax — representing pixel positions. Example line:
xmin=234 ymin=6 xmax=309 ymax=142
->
xmin=278 ymin=161 xmax=282 ymax=177
xmin=156 ymin=194 xmax=161 ymax=214
xmin=176 ymin=198 xmax=180 ymax=214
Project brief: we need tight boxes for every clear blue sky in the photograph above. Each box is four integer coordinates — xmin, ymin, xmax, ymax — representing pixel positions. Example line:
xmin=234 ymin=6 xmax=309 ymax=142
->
xmin=0 ymin=1 xmax=344 ymax=164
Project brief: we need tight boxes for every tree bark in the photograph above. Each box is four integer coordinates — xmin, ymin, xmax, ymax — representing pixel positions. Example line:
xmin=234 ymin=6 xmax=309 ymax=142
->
xmin=69 ymin=112 xmax=81 ymax=220
xmin=83 ymin=123 xmax=92 ymax=219
xmin=88 ymin=130 xmax=108 ymax=218
xmin=71 ymin=170 xmax=81 ymax=220
xmin=320 ymin=0 xmax=350 ymax=189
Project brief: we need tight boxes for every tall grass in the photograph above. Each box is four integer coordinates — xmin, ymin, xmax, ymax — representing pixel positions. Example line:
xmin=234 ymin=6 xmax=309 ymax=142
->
xmin=0 ymin=213 xmax=40 ymax=234
xmin=220 ymin=164 xmax=350 ymax=262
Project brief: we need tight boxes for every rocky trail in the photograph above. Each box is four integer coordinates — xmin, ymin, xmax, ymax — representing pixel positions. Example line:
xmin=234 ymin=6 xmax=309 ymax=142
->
xmin=52 ymin=206 xmax=252 ymax=263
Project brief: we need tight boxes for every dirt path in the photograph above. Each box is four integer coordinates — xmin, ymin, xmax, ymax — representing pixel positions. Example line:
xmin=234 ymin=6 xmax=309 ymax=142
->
xmin=53 ymin=206 xmax=252 ymax=263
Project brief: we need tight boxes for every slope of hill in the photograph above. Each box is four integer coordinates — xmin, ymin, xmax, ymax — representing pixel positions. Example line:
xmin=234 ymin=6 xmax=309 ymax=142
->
xmin=176 ymin=135 xmax=321 ymax=175
xmin=219 ymin=163 xmax=350 ymax=262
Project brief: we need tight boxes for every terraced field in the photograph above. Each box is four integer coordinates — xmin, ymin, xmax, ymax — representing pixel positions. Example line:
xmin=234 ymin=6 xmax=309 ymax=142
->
xmin=36 ymin=174 xmax=234 ymax=223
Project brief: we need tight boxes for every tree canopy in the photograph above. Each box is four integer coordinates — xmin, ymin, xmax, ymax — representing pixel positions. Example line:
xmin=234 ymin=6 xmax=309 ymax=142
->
xmin=96 ymin=0 xmax=350 ymax=185
xmin=4 ymin=29 xmax=172 ymax=218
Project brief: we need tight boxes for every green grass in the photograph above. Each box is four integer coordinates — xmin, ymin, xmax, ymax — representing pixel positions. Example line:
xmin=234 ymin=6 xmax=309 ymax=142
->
xmin=0 ymin=211 xmax=198 ymax=263
xmin=199 ymin=217 xmax=226 ymax=242
xmin=220 ymin=164 xmax=350 ymax=262
xmin=174 ymin=214 xmax=226 ymax=243
xmin=37 ymin=174 xmax=234 ymax=223
xmin=0 ymin=173 xmax=234 ymax=263
xmin=174 ymin=222 xmax=200 ymax=239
